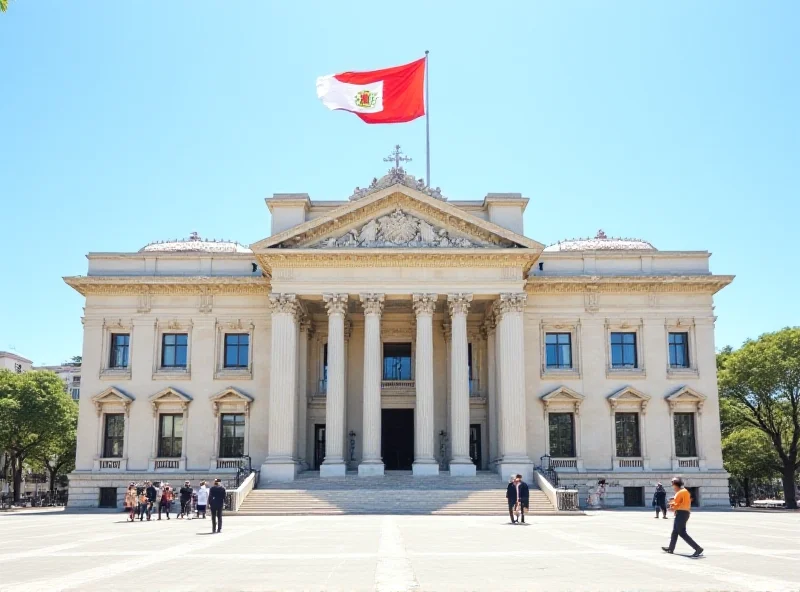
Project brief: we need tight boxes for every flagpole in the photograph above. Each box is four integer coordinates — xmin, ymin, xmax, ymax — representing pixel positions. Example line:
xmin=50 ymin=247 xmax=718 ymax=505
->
xmin=425 ymin=50 xmax=430 ymax=188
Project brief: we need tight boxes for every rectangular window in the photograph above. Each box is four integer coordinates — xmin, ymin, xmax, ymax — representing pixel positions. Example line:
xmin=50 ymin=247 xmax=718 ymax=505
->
xmin=219 ymin=413 xmax=245 ymax=457
xmin=383 ymin=343 xmax=412 ymax=380
xmin=545 ymin=333 xmax=573 ymax=369
xmin=224 ymin=333 xmax=249 ymax=368
xmin=623 ymin=486 xmax=645 ymax=507
xmin=158 ymin=414 xmax=184 ymax=458
xmin=71 ymin=388 xmax=80 ymax=401
xmin=674 ymin=412 xmax=697 ymax=457
xmin=668 ymin=332 xmax=690 ymax=368
xmin=615 ymin=412 xmax=641 ymax=457
xmin=548 ymin=413 xmax=575 ymax=457
xmin=161 ymin=333 xmax=188 ymax=368
xmin=103 ymin=414 xmax=125 ymax=458
xmin=109 ymin=333 xmax=130 ymax=368
xmin=610 ymin=332 xmax=637 ymax=368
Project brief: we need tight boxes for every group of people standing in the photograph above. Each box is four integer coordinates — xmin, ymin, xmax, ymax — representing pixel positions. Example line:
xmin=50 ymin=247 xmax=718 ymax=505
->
xmin=124 ymin=478 xmax=227 ymax=533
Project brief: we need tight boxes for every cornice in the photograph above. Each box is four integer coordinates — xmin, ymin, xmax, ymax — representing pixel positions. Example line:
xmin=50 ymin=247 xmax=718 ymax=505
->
xmin=63 ymin=275 xmax=270 ymax=296
xmin=256 ymin=250 xmax=537 ymax=275
xmin=526 ymin=275 xmax=734 ymax=294
xmin=252 ymin=188 xmax=543 ymax=251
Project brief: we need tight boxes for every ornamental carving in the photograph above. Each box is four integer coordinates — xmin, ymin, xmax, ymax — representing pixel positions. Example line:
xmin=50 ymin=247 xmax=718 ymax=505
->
xmin=349 ymin=165 xmax=445 ymax=202
xmin=312 ymin=209 xmax=489 ymax=249
xmin=496 ymin=293 xmax=527 ymax=317
xmin=447 ymin=293 xmax=473 ymax=316
xmin=412 ymin=293 xmax=438 ymax=316
xmin=360 ymin=293 xmax=385 ymax=316
xmin=323 ymin=293 xmax=348 ymax=316
xmin=269 ymin=293 xmax=299 ymax=316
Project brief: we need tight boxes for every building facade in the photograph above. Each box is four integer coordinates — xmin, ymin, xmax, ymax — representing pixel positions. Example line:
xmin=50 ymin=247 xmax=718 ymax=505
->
xmin=66 ymin=162 xmax=733 ymax=508
xmin=0 ymin=351 xmax=33 ymax=374
xmin=34 ymin=365 xmax=82 ymax=401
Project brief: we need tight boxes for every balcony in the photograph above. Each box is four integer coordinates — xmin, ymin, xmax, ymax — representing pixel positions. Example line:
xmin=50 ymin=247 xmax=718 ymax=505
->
xmin=381 ymin=380 xmax=415 ymax=390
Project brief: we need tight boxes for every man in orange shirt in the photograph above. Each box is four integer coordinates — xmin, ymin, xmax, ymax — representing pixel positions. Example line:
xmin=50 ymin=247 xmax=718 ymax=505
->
xmin=662 ymin=477 xmax=704 ymax=557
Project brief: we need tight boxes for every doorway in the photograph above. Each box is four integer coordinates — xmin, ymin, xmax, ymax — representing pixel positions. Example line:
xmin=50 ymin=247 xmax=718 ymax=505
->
xmin=314 ymin=424 xmax=326 ymax=470
xmin=469 ymin=424 xmax=482 ymax=469
xmin=382 ymin=409 xmax=414 ymax=470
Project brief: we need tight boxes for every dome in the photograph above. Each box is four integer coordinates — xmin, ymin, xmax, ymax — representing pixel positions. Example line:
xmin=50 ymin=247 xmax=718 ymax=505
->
xmin=544 ymin=230 xmax=656 ymax=252
xmin=140 ymin=232 xmax=252 ymax=254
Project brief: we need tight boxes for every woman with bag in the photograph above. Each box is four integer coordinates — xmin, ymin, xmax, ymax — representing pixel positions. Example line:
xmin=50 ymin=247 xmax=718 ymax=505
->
xmin=124 ymin=483 xmax=138 ymax=522
xmin=158 ymin=484 xmax=173 ymax=520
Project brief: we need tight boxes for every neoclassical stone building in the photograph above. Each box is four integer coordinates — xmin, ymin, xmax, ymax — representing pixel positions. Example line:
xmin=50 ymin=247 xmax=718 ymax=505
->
xmin=66 ymin=158 xmax=733 ymax=507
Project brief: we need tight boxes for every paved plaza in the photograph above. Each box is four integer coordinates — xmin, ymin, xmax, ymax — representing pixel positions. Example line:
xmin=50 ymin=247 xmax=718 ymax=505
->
xmin=1 ymin=509 xmax=799 ymax=591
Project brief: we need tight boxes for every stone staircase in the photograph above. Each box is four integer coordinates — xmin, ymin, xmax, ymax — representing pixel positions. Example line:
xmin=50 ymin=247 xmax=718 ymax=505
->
xmin=236 ymin=471 xmax=558 ymax=516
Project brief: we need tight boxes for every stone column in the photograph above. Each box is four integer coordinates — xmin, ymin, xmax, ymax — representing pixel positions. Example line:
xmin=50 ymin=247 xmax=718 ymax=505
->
xmin=359 ymin=293 xmax=385 ymax=476
xmin=448 ymin=293 xmax=476 ymax=476
xmin=412 ymin=293 xmax=439 ymax=476
xmin=321 ymin=293 xmax=348 ymax=477
xmin=296 ymin=317 xmax=311 ymax=470
xmin=484 ymin=316 xmax=499 ymax=467
xmin=262 ymin=293 xmax=300 ymax=482
xmin=495 ymin=292 xmax=533 ymax=482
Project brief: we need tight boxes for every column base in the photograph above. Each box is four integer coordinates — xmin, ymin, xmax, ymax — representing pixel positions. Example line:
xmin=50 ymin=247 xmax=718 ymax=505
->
xmin=412 ymin=461 xmax=440 ymax=477
xmin=320 ymin=461 xmax=346 ymax=478
xmin=260 ymin=461 xmax=297 ymax=483
xmin=358 ymin=462 xmax=385 ymax=477
xmin=499 ymin=460 xmax=533 ymax=483
xmin=449 ymin=461 xmax=477 ymax=477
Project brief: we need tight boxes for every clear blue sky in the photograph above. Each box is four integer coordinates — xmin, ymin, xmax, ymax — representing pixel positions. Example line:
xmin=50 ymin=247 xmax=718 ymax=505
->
xmin=1 ymin=1 xmax=797 ymax=365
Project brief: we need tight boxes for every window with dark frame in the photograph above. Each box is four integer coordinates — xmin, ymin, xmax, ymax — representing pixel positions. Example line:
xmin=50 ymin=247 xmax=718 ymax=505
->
xmin=610 ymin=332 xmax=637 ymax=368
xmin=668 ymin=332 xmax=690 ymax=368
xmin=158 ymin=414 xmax=184 ymax=458
xmin=103 ymin=413 xmax=125 ymax=458
xmin=615 ymin=412 xmax=641 ymax=457
xmin=545 ymin=333 xmax=573 ymax=369
xmin=224 ymin=333 xmax=249 ymax=368
xmin=468 ymin=343 xmax=473 ymax=379
xmin=219 ymin=413 xmax=245 ymax=457
xmin=383 ymin=343 xmax=412 ymax=380
xmin=109 ymin=333 xmax=130 ymax=368
xmin=161 ymin=333 xmax=188 ymax=368
xmin=548 ymin=413 xmax=576 ymax=457
xmin=674 ymin=412 xmax=697 ymax=457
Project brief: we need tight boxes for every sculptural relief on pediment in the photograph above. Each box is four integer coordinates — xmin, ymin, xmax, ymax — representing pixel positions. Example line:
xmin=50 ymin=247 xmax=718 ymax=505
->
xmin=310 ymin=209 xmax=493 ymax=249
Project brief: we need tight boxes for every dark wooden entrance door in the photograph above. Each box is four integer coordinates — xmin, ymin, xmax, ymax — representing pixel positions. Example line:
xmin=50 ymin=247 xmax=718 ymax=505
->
xmin=469 ymin=424 xmax=482 ymax=469
xmin=382 ymin=409 xmax=414 ymax=470
xmin=314 ymin=424 xmax=326 ymax=470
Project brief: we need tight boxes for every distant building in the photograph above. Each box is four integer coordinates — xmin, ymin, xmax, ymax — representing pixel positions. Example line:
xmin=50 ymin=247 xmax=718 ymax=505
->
xmin=34 ymin=365 xmax=82 ymax=401
xmin=0 ymin=351 xmax=32 ymax=374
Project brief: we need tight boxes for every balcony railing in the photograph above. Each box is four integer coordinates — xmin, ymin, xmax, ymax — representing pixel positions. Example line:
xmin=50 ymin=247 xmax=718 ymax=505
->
xmin=551 ymin=458 xmax=578 ymax=469
xmin=216 ymin=458 xmax=241 ymax=470
xmin=154 ymin=459 xmax=179 ymax=470
xmin=381 ymin=380 xmax=415 ymax=390
xmin=678 ymin=457 xmax=700 ymax=468
xmin=99 ymin=459 xmax=121 ymax=469
xmin=617 ymin=458 xmax=644 ymax=469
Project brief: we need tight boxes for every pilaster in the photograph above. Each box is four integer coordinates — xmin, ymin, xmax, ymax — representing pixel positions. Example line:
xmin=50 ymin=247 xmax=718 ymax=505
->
xmin=413 ymin=293 xmax=439 ymax=476
xmin=359 ymin=293 xmax=385 ymax=476
xmin=321 ymin=293 xmax=348 ymax=477
xmin=448 ymin=293 xmax=476 ymax=476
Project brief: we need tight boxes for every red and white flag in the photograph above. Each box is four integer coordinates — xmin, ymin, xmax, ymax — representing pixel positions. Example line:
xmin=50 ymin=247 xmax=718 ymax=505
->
xmin=316 ymin=57 xmax=426 ymax=124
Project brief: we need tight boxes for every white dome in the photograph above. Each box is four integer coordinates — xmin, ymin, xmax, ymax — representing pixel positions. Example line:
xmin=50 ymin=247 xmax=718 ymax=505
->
xmin=140 ymin=232 xmax=252 ymax=254
xmin=544 ymin=230 xmax=656 ymax=252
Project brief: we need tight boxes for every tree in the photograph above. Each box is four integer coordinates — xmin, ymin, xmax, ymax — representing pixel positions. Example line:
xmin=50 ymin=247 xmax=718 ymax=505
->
xmin=0 ymin=370 xmax=77 ymax=503
xmin=718 ymin=328 xmax=800 ymax=509
xmin=722 ymin=427 xmax=780 ymax=505
xmin=0 ymin=1 xmax=8 ymax=13
xmin=63 ymin=355 xmax=82 ymax=367
xmin=33 ymin=415 xmax=77 ymax=494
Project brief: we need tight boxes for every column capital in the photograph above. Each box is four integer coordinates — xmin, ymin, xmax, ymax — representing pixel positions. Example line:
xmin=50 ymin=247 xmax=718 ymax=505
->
xmin=323 ymin=293 xmax=349 ymax=316
xmin=269 ymin=292 xmax=300 ymax=317
xmin=447 ymin=293 xmax=473 ymax=316
xmin=495 ymin=292 xmax=527 ymax=318
xmin=360 ymin=293 xmax=385 ymax=316
xmin=413 ymin=293 xmax=438 ymax=316
xmin=299 ymin=317 xmax=313 ymax=335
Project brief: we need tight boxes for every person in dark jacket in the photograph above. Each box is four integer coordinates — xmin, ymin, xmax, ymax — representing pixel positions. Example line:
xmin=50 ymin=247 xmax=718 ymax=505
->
xmin=208 ymin=478 xmax=226 ymax=534
xmin=653 ymin=483 xmax=668 ymax=519
xmin=178 ymin=481 xmax=193 ymax=519
xmin=505 ymin=474 xmax=530 ymax=524
xmin=145 ymin=481 xmax=158 ymax=521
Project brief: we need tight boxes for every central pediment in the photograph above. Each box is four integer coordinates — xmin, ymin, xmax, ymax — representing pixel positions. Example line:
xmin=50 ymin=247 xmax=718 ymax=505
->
xmin=253 ymin=186 xmax=543 ymax=252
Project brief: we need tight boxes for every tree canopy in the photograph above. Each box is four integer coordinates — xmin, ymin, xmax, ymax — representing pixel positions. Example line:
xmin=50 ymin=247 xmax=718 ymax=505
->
xmin=718 ymin=327 xmax=800 ymax=508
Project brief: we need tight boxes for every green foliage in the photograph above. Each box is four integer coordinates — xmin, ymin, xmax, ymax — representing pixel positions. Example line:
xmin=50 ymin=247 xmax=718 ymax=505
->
xmin=718 ymin=327 xmax=800 ymax=507
xmin=0 ymin=370 xmax=78 ymax=500
xmin=0 ymin=0 xmax=8 ymax=13
xmin=722 ymin=427 xmax=779 ymax=481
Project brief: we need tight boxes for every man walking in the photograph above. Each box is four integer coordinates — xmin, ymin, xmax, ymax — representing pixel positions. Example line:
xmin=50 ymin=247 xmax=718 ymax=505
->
xmin=178 ymin=481 xmax=193 ymax=519
xmin=653 ymin=482 xmax=667 ymax=519
xmin=145 ymin=481 xmax=157 ymax=521
xmin=208 ymin=478 xmax=226 ymax=534
xmin=662 ymin=477 xmax=703 ymax=557
xmin=505 ymin=474 xmax=530 ymax=524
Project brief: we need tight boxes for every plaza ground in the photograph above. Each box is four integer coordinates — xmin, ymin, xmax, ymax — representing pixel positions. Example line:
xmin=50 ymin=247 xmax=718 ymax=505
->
xmin=1 ymin=509 xmax=798 ymax=591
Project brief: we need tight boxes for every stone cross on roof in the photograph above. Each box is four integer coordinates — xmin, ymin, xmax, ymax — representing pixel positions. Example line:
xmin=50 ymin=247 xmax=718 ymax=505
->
xmin=383 ymin=144 xmax=412 ymax=171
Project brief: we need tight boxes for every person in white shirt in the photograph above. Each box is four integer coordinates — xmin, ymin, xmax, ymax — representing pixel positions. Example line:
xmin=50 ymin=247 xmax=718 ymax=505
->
xmin=196 ymin=481 xmax=210 ymax=519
